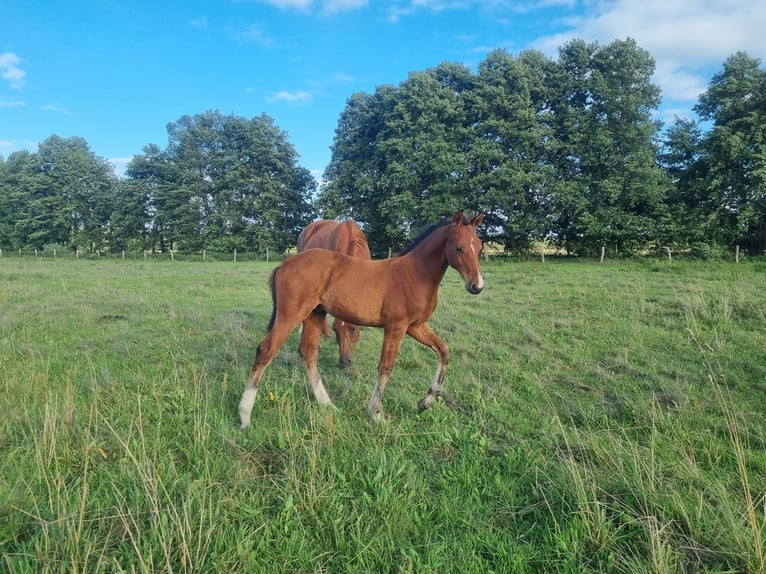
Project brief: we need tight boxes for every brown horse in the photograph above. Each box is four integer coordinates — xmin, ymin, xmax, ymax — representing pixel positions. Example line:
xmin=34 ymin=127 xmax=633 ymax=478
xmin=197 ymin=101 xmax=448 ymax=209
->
xmin=296 ymin=219 xmax=371 ymax=368
xmin=238 ymin=210 xmax=484 ymax=428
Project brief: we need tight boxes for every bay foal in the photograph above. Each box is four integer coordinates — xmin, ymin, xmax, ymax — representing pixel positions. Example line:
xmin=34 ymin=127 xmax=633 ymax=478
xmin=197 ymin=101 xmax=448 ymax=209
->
xmin=239 ymin=211 xmax=484 ymax=428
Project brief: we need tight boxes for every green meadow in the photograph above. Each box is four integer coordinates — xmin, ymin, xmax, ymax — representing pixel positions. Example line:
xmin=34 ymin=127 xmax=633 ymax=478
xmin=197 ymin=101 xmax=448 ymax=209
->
xmin=1 ymin=256 xmax=764 ymax=573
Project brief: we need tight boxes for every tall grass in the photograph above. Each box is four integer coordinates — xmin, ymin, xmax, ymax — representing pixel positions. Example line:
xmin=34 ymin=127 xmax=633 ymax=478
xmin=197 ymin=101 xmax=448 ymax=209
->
xmin=1 ymin=257 xmax=765 ymax=572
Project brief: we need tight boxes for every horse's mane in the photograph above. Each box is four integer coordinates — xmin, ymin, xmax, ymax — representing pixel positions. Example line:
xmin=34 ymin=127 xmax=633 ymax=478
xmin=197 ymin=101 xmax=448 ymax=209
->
xmin=398 ymin=218 xmax=453 ymax=256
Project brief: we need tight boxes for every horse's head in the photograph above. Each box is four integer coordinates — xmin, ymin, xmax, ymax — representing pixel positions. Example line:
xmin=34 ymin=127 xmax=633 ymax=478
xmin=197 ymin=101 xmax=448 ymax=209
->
xmin=446 ymin=211 xmax=485 ymax=295
xmin=333 ymin=318 xmax=361 ymax=368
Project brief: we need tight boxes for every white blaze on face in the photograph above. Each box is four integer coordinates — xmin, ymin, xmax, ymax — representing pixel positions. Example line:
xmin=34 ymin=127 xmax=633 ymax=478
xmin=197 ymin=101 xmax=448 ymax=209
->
xmin=469 ymin=237 xmax=484 ymax=290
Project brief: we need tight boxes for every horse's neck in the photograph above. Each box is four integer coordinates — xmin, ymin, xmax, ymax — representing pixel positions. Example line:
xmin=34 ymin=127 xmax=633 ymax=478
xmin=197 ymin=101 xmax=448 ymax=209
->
xmin=405 ymin=227 xmax=449 ymax=285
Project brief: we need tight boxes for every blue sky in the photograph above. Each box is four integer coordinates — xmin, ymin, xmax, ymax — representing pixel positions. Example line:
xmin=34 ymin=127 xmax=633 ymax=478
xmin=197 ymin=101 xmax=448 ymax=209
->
xmin=1 ymin=0 xmax=765 ymax=180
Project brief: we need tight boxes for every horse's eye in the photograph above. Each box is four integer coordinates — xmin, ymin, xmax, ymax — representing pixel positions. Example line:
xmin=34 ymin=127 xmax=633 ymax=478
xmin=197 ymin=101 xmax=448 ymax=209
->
xmin=455 ymin=245 xmax=464 ymax=253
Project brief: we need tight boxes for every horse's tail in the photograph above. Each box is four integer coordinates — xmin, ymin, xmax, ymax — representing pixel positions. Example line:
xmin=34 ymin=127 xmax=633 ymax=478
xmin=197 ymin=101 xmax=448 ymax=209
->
xmin=266 ymin=266 xmax=279 ymax=332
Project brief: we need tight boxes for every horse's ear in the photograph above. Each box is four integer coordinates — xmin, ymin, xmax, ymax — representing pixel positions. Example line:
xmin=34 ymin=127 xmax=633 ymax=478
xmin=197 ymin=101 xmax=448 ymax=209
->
xmin=452 ymin=210 xmax=465 ymax=225
xmin=470 ymin=213 xmax=484 ymax=227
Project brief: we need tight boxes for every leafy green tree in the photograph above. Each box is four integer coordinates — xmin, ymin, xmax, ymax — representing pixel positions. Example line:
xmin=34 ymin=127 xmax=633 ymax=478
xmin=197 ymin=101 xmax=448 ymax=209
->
xmin=320 ymin=87 xmax=398 ymax=255
xmin=125 ymin=111 xmax=316 ymax=253
xmin=125 ymin=144 xmax=178 ymax=252
xmin=0 ymin=150 xmax=38 ymax=249
xmin=163 ymin=110 xmax=315 ymax=252
xmin=546 ymin=39 xmax=666 ymax=255
xmin=2 ymin=136 xmax=116 ymax=251
xmin=374 ymin=63 xmax=474 ymax=250
xmin=110 ymin=178 xmax=152 ymax=252
xmin=694 ymin=52 xmax=766 ymax=253
xmin=658 ymin=117 xmax=707 ymax=246
xmin=39 ymin=136 xmax=117 ymax=251
xmin=321 ymin=64 xmax=476 ymax=255
xmin=467 ymin=49 xmax=554 ymax=250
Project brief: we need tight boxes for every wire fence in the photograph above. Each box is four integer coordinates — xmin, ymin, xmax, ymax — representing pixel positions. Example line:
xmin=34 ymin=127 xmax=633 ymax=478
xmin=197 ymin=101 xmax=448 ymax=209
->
xmin=0 ymin=247 xmax=289 ymax=263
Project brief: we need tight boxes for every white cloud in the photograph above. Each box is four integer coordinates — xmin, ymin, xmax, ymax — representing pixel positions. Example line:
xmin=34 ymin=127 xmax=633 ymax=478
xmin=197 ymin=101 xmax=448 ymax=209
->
xmin=260 ymin=0 xmax=314 ymax=9
xmin=387 ymin=0 xmax=572 ymax=21
xmin=257 ymin=0 xmax=367 ymax=13
xmin=532 ymin=0 xmax=766 ymax=104
xmin=333 ymin=72 xmax=355 ymax=83
xmin=0 ymin=98 xmax=25 ymax=108
xmin=321 ymin=0 xmax=367 ymax=14
xmin=267 ymin=90 xmax=314 ymax=104
xmin=229 ymin=23 xmax=276 ymax=47
xmin=188 ymin=16 xmax=209 ymax=30
xmin=42 ymin=103 xmax=71 ymax=115
xmin=0 ymin=52 xmax=26 ymax=89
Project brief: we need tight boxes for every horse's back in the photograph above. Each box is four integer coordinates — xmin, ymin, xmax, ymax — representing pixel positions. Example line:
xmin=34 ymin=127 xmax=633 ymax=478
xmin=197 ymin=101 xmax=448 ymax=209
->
xmin=297 ymin=220 xmax=338 ymax=252
xmin=277 ymin=249 xmax=390 ymax=326
xmin=297 ymin=219 xmax=370 ymax=260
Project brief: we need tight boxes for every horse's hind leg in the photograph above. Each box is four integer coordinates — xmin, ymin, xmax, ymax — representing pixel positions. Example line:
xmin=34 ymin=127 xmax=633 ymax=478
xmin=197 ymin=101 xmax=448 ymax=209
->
xmin=406 ymin=323 xmax=450 ymax=413
xmin=238 ymin=321 xmax=294 ymax=429
xmin=300 ymin=311 xmax=334 ymax=407
xmin=368 ymin=327 xmax=406 ymax=422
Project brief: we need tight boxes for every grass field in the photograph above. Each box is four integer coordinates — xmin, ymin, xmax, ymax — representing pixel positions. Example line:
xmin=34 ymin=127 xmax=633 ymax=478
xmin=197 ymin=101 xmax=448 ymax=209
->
xmin=1 ymin=256 xmax=765 ymax=573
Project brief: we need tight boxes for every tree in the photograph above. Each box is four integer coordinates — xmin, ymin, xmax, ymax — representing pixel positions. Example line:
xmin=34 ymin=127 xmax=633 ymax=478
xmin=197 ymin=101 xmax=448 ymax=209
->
xmin=694 ymin=52 xmax=766 ymax=253
xmin=319 ymin=86 xmax=398 ymax=255
xmin=1 ymin=136 xmax=116 ymax=251
xmin=127 ymin=111 xmax=316 ymax=253
xmin=546 ymin=39 xmax=666 ymax=255
xmin=374 ymin=63 xmax=475 ymax=251
xmin=467 ymin=49 xmax=553 ymax=250
xmin=0 ymin=150 xmax=39 ymax=249
xmin=658 ymin=117 xmax=707 ymax=246
xmin=321 ymin=64 xmax=476 ymax=255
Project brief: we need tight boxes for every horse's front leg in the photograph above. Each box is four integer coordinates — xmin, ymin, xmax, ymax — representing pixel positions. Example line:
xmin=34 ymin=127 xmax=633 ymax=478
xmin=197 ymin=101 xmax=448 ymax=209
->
xmin=300 ymin=311 xmax=334 ymax=407
xmin=368 ymin=327 xmax=406 ymax=423
xmin=406 ymin=323 xmax=450 ymax=413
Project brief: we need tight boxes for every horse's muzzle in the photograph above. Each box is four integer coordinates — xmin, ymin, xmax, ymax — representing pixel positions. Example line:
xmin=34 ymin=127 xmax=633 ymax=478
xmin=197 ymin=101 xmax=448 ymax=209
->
xmin=466 ymin=274 xmax=484 ymax=294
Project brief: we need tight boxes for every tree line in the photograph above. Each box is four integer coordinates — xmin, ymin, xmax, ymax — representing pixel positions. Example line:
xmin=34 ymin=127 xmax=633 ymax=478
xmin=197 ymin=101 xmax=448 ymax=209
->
xmin=1 ymin=38 xmax=764 ymax=258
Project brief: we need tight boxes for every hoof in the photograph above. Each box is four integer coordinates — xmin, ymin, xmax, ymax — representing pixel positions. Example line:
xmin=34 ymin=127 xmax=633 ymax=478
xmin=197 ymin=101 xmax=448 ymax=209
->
xmin=417 ymin=398 xmax=432 ymax=412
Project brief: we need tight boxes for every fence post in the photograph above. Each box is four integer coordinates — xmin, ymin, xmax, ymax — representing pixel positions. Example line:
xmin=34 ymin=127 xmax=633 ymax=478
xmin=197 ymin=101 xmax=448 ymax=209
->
xmin=234 ymin=249 xmax=237 ymax=262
